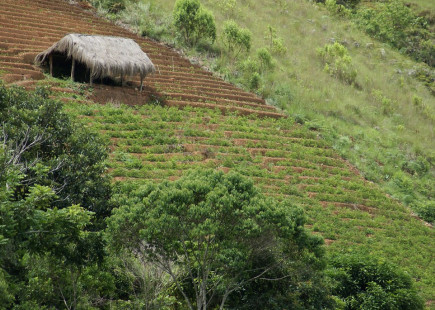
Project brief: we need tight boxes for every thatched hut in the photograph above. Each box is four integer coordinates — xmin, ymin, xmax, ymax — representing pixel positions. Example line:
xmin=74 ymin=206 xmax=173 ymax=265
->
xmin=35 ymin=34 xmax=155 ymax=90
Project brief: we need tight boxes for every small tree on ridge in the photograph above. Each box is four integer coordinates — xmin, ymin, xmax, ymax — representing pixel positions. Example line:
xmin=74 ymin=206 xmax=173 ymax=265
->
xmin=173 ymin=0 xmax=216 ymax=46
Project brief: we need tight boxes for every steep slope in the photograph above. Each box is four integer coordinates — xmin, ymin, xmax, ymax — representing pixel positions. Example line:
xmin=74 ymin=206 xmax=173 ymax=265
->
xmin=0 ymin=0 xmax=434 ymax=306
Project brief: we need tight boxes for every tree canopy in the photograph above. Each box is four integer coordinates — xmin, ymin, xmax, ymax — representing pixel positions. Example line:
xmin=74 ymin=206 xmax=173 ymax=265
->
xmin=0 ymin=84 xmax=113 ymax=308
xmin=107 ymin=169 xmax=333 ymax=310
xmin=173 ymin=0 xmax=216 ymax=46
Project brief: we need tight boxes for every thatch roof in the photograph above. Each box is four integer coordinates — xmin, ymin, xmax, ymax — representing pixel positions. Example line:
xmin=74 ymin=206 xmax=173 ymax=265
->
xmin=35 ymin=34 xmax=155 ymax=79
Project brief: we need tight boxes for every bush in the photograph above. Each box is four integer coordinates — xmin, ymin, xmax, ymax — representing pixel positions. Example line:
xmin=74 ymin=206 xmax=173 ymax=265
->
xmin=328 ymin=254 xmax=424 ymax=310
xmin=325 ymin=0 xmax=351 ymax=17
xmin=414 ymin=201 xmax=435 ymax=224
xmin=92 ymin=0 xmax=125 ymax=13
xmin=249 ymin=72 xmax=261 ymax=90
xmin=317 ymin=42 xmax=357 ymax=84
xmin=173 ymin=0 xmax=216 ymax=46
xmin=356 ymin=0 xmax=434 ymax=68
xmin=0 ymin=84 xmax=113 ymax=308
xmin=117 ymin=2 xmax=173 ymax=41
xmin=222 ymin=20 xmax=252 ymax=57
xmin=265 ymin=25 xmax=287 ymax=55
xmin=256 ymin=47 xmax=275 ymax=72
xmin=315 ymin=0 xmax=360 ymax=9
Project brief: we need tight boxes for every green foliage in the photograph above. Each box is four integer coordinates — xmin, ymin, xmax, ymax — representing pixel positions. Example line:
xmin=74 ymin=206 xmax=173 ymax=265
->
xmin=0 ymin=84 xmax=112 ymax=220
xmin=249 ymin=72 xmax=261 ymax=90
xmin=325 ymin=0 xmax=351 ymax=17
xmin=413 ymin=201 xmax=435 ymax=224
xmin=315 ymin=0 xmax=360 ymax=9
xmin=173 ymin=0 xmax=216 ymax=46
xmin=356 ymin=0 xmax=434 ymax=67
xmin=222 ymin=20 xmax=252 ymax=57
xmin=256 ymin=47 xmax=275 ymax=72
xmin=317 ymin=42 xmax=357 ymax=84
xmin=107 ymin=169 xmax=330 ymax=309
xmin=0 ymin=84 xmax=114 ymax=308
xmin=216 ymin=0 xmax=237 ymax=18
xmin=0 ymin=267 xmax=13 ymax=308
xmin=328 ymin=254 xmax=424 ymax=310
xmin=91 ymin=0 xmax=125 ymax=13
xmin=371 ymin=89 xmax=396 ymax=115
xmin=265 ymin=25 xmax=287 ymax=55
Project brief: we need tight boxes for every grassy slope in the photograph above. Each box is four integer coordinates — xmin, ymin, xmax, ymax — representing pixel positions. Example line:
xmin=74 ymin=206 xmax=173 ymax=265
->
xmin=146 ymin=0 xmax=435 ymax=222
xmin=403 ymin=0 xmax=435 ymax=13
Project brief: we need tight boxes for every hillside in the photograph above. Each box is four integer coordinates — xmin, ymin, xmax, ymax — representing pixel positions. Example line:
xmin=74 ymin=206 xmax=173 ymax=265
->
xmin=128 ymin=0 xmax=435 ymax=224
xmin=0 ymin=0 xmax=434 ymax=307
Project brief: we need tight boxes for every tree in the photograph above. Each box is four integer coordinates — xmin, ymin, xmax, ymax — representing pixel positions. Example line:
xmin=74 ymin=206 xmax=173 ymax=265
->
xmin=173 ymin=0 xmax=216 ymax=46
xmin=0 ymin=84 xmax=112 ymax=221
xmin=328 ymin=254 xmax=424 ymax=310
xmin=222 ymin=20 xmax=252 ymax=58
xmin=107 ymin=169 xmax=332 ymax=310
xmin=0 ymin=84 xmax=115 ymax=308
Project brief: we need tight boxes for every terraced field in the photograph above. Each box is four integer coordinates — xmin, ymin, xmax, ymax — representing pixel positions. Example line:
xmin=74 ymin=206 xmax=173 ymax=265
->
xmin=0 ymin=0 xmax=282 ymax=118
xmin=1 ymin=0 xmax=434 ymax=306
xmin=64 ymin=102 xmax=434 ymax=303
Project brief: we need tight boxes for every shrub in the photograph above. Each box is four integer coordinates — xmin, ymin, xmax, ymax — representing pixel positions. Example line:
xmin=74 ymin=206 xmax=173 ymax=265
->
xmin=372 ymin=89 xmax=395 ymax=115
xmin=92 ymin=0 xmax=125 ymax=13
xmin=317 ymin=42 xmax=357 ymax=84
xmin=315 ymin=0 xmax=360 ymax=9
xmin=356 ymin=0 xmax=434 ymax=68
xmin=265 ymin=25 xmax=287 ymax=55
xmin=325 ymin=0 xmax=351 ymax=17
xmin=328 ymin=254 xmax=424 ymax=310
xmin=222 ymin=20 xmax=252 ymax=57
xmin=249 ymin=72 xmax=261 ymax=90
xmin=414 ymin=201 xmax=435 ymax=224
xmin=256 ymin=47 xmax=275 ymax=72
xmin=173 ymin=0 xmax=216 ymax=46
xmin=217 ymin=0 xmax=237 ymax=18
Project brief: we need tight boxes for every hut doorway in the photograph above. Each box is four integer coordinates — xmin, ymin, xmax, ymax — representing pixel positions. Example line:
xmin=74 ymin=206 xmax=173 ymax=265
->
xmin=47 ymin=53 xmax=120 ymax=86
xmin=46 ymin=52 xmax=90 ymax=83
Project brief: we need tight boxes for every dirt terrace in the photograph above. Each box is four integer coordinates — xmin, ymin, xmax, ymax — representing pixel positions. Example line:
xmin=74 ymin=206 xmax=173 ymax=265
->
xmin=0 ymin=0 xmax=276 ymax=117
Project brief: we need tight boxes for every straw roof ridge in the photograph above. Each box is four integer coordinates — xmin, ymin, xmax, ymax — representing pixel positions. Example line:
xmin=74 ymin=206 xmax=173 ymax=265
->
xmin=35 ymin=34 xmax=155 ymax=79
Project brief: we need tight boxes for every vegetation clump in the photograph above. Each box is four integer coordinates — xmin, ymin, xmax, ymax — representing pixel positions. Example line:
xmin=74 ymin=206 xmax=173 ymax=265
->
xmin=107 ymin=169 xmax=334 ymax=309
xmin=222 ymin=20 xmax=252 ymax=58
xmin=173 ymin=0 xmax=216 ymax=46
xmin=317 ymin=42 xmax=357 ymax=85
xmin=356 ymin=0 xmax=434 ymax=67
xmin=328 ymin=254 xmax=424 ymax=310
xmin=0 ymin=84 xmax=113 ymax=308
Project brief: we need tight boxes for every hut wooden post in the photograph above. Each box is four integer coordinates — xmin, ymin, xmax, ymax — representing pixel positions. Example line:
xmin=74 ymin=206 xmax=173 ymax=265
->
xmin=140 ymin=74 xmax=144 ymax=92
xmin=71 ymin=58 xmax=75 ymax=82
xmin=49 ymin=54 xmax=53 ymax=76
xmin=90 ymin=68 xmax=93 ymax=87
